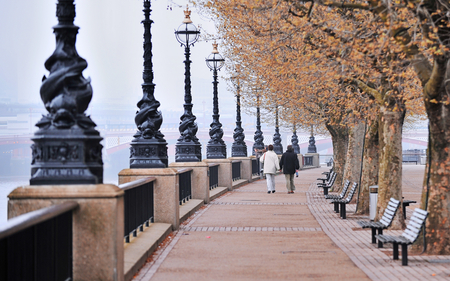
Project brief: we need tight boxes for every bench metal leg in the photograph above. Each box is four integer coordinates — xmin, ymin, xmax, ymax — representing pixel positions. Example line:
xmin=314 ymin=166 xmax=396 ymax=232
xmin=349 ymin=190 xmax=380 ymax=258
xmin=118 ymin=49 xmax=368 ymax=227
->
xmin=323 ymin=187 xmax=328 ymax=195
xmin=341 ymin=203 xmax=346 ymax=219
xmin=371 ymin=228 xmax=376 ymax=244
xmin=393 ymin=242 xmax=399 ymax=260
xmin=377 ymin=229 xmax=383 ymax=248
xmin=334 ymin=202 xmax=339 ymax=213
xmin=401 ymin=244 xmax=408 ymax=266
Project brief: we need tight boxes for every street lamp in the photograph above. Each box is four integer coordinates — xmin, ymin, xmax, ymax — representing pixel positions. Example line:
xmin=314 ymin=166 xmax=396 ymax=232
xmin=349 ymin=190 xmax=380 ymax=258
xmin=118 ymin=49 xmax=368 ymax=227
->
xmin=130 ymin=0 xmax=168 ymax=168
xmin=292 ymin=123 xmax=300 ymax=154
xmin=308 ymin=124 xmax=317 ymax=153
xmin=205 ymin=42 xmax=226 ymax=159
xmin=174 ymin=5 xmax=201 ymax=162
xmin=231 ymin=66 xmax=247 ymax=157
xmin=252 ymin=93 xmax=264 ymax=155
xmin=273 ymin=105 xmax=283 ymax=154
xmin=30 ymin=0 xmax=103 ymax=185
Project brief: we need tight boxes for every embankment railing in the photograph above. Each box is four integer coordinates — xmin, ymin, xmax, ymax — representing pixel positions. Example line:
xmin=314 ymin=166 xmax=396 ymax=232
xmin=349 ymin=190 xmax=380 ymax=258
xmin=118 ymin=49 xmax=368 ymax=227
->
xmin=178 ymin=168 xmax=193 ymax=205
xmin=0 ymin=201 xmax=78 ymax=281
xmin=120 ymin=177 xmax=155 ymax=243
xmin=209 ymin=164 xmax=219 ymax=190
xmin=232 ymin=160 xmax=242 ymax=181
xmin=251 ymin=158 xmax=260 ymax=176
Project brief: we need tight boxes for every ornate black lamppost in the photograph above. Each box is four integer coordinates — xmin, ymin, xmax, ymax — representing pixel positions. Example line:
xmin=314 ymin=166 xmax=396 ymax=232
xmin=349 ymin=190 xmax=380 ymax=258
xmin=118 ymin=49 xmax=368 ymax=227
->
xmin=252 ymin=94 xmax=264 ymax=155
xmin=292 ymin=124 xmax=300 ymax=154
xmin=205 ymin=43 xmax=227 ymax=159
xmin=130 ymin=0 xmax=168 ymax=168
xmin=231 ymin=68 xmax=247 ymax=157
xmin=174 ymin=6 xmax=201 ymax=162
xmin=30 ymin=0 xmax=103 ymax=185
xmin=308 ymin=124 xmax=317 ymax=153
xmin=273 ymin=105 xmax=283 ymax=154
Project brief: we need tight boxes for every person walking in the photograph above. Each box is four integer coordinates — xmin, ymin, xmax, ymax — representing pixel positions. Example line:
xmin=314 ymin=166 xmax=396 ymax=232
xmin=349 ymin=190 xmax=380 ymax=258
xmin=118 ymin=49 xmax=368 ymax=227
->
xmin=279 ymin=145 xmax=300 ymax=194
xmin=260 ymin=144 xmax=280 ymax=194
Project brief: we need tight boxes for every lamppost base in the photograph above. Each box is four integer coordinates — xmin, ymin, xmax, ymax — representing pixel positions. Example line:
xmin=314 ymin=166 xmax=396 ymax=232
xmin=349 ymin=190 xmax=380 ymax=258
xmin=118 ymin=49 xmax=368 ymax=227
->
xmin=274 ymin=144 xmax=283 ymax=155
xmin=130 ymin=139 xmax=168 ymax=168
xmin=232 ymin=144 xmax=247 ymax=157
xmin=30 ymin=127 xmax=103 ymax=185
xmin=308 ymin=136 xmax=317 ymax=153
xmin=175 ymin=142 xmax=202 ymax=162
xmin=252 ymin=143 xmax=265 ymax=155
xmin=207 ymin=143 xmax=227 ymax=159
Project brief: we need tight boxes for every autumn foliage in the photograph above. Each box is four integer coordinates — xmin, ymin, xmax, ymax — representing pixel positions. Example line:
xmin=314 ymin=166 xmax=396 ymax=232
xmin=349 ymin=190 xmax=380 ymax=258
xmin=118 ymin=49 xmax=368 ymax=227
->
xmin=195 ymin=0 xmax=450 ymax=254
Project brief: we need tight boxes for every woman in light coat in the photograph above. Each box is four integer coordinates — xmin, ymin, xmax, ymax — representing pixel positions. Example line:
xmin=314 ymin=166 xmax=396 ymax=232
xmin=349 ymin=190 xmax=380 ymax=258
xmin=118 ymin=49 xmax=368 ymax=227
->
xmin=260 ymin=144 xmax=280 ymax=193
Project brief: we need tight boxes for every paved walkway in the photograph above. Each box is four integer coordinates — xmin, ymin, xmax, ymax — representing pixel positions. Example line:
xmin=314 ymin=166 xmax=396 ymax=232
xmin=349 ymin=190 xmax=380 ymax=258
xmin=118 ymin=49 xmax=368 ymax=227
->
xmin=134 ymin=166 xmax=450 ymax=280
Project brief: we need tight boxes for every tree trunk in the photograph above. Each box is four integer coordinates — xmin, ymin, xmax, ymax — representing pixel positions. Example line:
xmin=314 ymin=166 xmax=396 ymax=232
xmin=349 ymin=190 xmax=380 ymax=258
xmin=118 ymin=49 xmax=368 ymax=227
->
xmin=356 ymin=117 xmax=380 ymax=215
xmin=326 ymin=124 xmax=349 ymax=189
xmin=419 ymin=86 xmax=450 ymax=254
xmin=375 ymin=109 xmax=406 ymax=229
xmin=342 ymin=122 xmax=365 ymax=197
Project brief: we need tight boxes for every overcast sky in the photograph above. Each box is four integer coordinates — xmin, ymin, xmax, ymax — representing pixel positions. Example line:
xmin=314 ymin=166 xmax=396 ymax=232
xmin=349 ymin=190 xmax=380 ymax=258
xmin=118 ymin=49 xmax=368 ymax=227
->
xmin=0 ymin=0 xmax=233 ymax=115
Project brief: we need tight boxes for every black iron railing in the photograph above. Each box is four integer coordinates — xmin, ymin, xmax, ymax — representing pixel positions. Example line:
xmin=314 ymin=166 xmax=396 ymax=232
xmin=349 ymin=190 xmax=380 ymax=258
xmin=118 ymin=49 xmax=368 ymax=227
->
xmin=232 ymin=161 xmax=241 ymax=181
xmin=178 ymin=168 xmax=193 ymax=205
xmin=304 ymin=155 xmax=313 ymax=166
xmin=251 ymin=158 xmax=260 ymax=176
xmin=120 ymin=177 xmax=155 ymax=243
xmin=209 ymin=164 xmax=219 ymax=190
xmin=0 ymin=202 xmax=77 ymax=281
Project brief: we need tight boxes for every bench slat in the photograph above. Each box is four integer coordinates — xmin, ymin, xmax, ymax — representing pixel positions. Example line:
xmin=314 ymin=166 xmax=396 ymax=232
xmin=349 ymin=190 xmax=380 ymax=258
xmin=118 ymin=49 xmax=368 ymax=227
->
xmin=386 ymin=205 xmax=397 ymax=212
xmin=414 ymin=208 xmax=428 ymax=215
xmin=412 ymin=211 xmax=427 ymax=220
xmin=410 ymin=216 xmax=426 ymax=225
xmin=407 ymin=220 xmax=423 ymax=229
xmin=379 ymin=218 xmax=390 ymax=226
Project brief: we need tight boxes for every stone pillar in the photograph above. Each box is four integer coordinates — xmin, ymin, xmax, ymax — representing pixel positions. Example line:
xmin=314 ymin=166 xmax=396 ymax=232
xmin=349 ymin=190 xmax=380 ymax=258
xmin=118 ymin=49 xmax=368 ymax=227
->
xmin=297 ymin=154 xmax=304 ymax=170
xmin=8 ymin=184 xmax=124 ymax=281
xmin=305 ymin=153 xmax=320 ymax=168
xmin=118 ymin=168 xmax=180 ymax=230
xmin=229 ymin=157 xmax=252 ymax=183
xmin=203 ymin=159 xmax=232 ymax=190
xmin=169 ymin=162 xmax=210 ymax=204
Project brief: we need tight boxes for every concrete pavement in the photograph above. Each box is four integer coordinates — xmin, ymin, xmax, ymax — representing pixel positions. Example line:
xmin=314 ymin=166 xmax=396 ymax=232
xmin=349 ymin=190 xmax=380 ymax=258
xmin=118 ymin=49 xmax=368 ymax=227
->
xmin=133 ymin=166 xmax=450 ymax=280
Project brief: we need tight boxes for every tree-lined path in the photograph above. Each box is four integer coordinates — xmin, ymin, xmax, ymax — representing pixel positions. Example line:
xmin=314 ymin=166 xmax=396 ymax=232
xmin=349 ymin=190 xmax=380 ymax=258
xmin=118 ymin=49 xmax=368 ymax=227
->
xmin=133 ymin=166 xmax=449 ymax=280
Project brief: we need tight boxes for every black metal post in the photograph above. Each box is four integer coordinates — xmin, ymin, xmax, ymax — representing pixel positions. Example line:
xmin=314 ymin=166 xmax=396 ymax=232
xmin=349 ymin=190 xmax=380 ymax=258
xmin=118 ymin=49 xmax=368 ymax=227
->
xmin=130 ymin=0 xmax=168 ymax=168
xmin=273 ymin=106 xmax=283 ymax=155
xmin=252 ymin=94 xmax=264 ymax=155
xmin=175 ymin=8 xmax=201 ymax=162
xmin=231 ymin=80 xmax=247 ymax=157
xmin=30 ymin=0 xmax=103 ymax=185
xmin=292 ymin=124 xmax=300 ymax=154
xmin=307 ymin=124 xmax=317 ymax=153
xmin=206 ymin=67 xmax=226 ymax=158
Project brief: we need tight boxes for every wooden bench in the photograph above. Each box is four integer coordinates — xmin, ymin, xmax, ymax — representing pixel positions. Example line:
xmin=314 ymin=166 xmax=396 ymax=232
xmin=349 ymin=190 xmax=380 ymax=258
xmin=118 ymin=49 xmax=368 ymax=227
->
xmin=325 ymin=180 xmax=350 ymax=212
xmin=330 ymin=182 xmax=358 ymax=219
xmin=317 ymin=172 xmax=337 ymax=195
xmin=317 ymin=170 xmax=335 ymax=184
xmin=375 ymin=208 xmax=428 ymax=266
xmin=357 ymin=198 xmax=400 ymax=248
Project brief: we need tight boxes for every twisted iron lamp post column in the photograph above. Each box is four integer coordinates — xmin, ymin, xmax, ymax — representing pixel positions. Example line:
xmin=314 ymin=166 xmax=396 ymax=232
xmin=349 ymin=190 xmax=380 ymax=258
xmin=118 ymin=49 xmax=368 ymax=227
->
xmin=174 ymin=6 xmax=201 ymax=162
xmin=205 ymin=43 xmax=226 ymax=159
xmin=231 ymin=70 xmax=247 ymax=157
xmin=252 ymin=94 xmax=264 ymax=155
xmin=292 ymin=123 xmax=300 ymax=154
xmin=30 ymin=0 xmax=103 ymax=185
xmin=273 ymin=105 xmax=283 ymax=155
xmin=130 ymin=0 xmax=168 ymax=168
xmin=307 ymin=124 xmax=317 ymax=153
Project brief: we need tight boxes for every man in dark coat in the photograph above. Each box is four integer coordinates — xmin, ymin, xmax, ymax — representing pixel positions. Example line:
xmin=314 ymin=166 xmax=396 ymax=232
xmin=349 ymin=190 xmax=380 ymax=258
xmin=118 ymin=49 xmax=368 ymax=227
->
xmin=279 ymin=145 xmax=300 ymax=193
